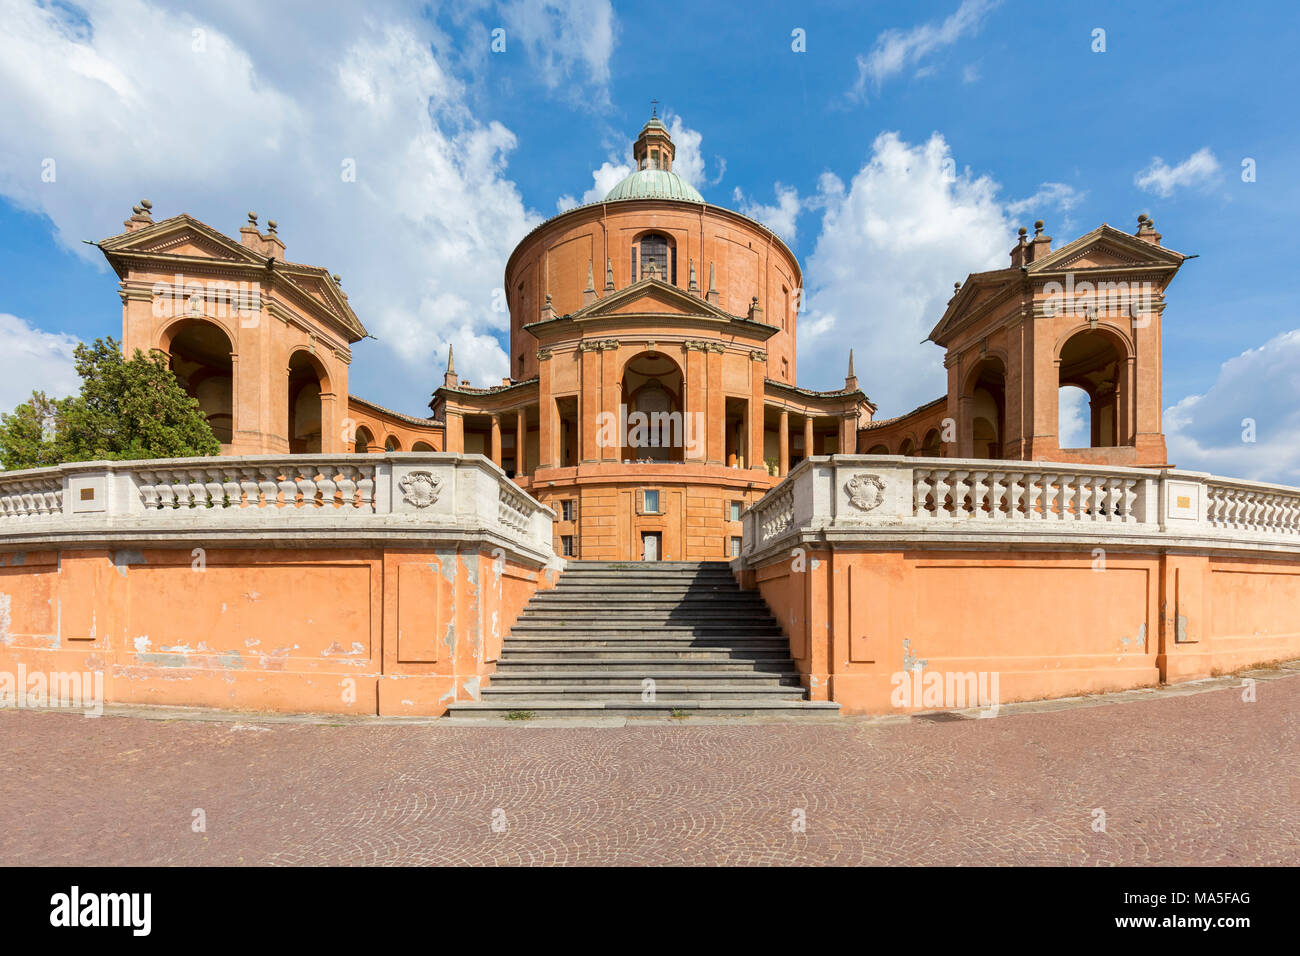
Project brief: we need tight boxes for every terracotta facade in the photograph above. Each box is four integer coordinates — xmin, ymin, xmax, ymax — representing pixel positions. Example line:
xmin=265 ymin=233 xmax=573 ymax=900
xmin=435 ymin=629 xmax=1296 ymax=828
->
xmin=96 ymin=121 xmax=1182 ymax=561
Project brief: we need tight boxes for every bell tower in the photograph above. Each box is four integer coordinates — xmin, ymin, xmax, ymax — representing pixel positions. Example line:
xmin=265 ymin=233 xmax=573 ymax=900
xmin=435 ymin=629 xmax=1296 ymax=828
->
xmin=632 ymin=106 xmax=674 ymax=171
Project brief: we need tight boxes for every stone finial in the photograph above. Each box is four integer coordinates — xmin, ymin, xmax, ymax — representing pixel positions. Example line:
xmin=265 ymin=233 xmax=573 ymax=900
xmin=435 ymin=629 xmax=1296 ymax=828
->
xmin=1010 ymin=227 xmax=1031 ymax=267
xmin=953 ymin=281 xmax=961 ymax=293
xmin=267 ymin=219 xmax=278 ymax=233
xmin=333 ymin=274 xmax=341 ymax=283
xmin=706 ymin=261 xmax=719 ymax=306
xmin=748 ymin=295 xmax=764 ymax=323
xmin=845 ymin=348 xmax=858 ymax=390
xmin=1026 ymin=219 xmax=1052 ymax=262
xmin=605 ymin=258 xmax=615 ymax=291
xmin=583 ymin=259 xmax=597 ymax=306
xmin=1136 ymin=213 xmax=1162 ymax=245
xmin=443 ymin=344 xmax=458 ymax=388
xmin=847 ymin=349 xmax=856 ymax=378
xmin=688 ymin=258 xmax=699 ymax=293
xmin=248 ymin=211 xmax=258 ymax=225
xmin=125 ymin=198 xmax=154 ymax=230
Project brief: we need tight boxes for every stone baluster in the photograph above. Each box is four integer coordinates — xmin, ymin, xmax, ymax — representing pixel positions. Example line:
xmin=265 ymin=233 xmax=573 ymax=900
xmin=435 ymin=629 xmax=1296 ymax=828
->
xmin=933 ymin=470 xmax=952 ymax=517
xmin=257 ymin=468 xmax=280 ymax=509
xmin=295 ymin=470 xmax=319 ymax=509
xmin=277 ymin=471 xmax=299 ymax=508
xmin=950 ymin=471 xmax=970 ymax=517
xmin=318 ymin=469 xmax=339 ymax=508
xmin=335 ymin=467 xmax=358 ymax=508
xmin=356 ymin=466 xmax=375 ymax=511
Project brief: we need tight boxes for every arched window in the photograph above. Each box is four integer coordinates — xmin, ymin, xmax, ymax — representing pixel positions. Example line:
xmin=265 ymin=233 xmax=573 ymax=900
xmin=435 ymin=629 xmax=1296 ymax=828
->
xmin=639 ymin=233 xmax=675 ymax=284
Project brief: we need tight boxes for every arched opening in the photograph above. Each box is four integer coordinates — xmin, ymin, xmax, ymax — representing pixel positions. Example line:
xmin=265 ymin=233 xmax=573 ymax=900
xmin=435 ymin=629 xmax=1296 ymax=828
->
xmin=921 ymin=428 xmax=942 ymax=457
xmin=621 ymin=350 xmax=685 ymax=462
xmin=412 ymin=441 xmax=435 ymax=452
xmin=287 ymin=351 xmax=326 ymax=454
xmin=865 ymin=444 xmax=889 ymax=455
xmin=898 ymin=437 xmax=915 ymax=457
xmin=164 ymin=320 xmax=234 ymax=444
xmin=965 ymin=358 xmax=1006 ymax=459
xmin=384 ymin=435 xmax=402 ymax=452
xmin=1058 ymin=330 xmax=1125 ymax=448
xmin=634 ymin=233 xmax=677 ymax=284
xmin=1058 ymin=385 xmax=1091 ymax=450
xmin=353 ymin=425 xmax=374 ymax=454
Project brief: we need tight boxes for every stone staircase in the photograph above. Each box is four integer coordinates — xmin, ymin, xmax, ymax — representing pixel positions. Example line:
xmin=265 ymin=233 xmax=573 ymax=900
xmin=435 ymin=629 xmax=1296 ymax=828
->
xmin=447 ymin=561 xmax=840 ymax=718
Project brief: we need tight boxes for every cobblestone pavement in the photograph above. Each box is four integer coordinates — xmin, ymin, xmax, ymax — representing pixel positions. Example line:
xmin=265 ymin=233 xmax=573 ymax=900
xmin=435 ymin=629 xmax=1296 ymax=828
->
xmin=2 ymin=672 xmax=1297 ymax=866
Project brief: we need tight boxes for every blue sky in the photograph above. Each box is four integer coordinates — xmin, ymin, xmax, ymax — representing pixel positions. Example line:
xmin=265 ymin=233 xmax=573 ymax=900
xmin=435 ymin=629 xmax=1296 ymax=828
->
xmin=2 ymin=0 xmax=1299 ymax=479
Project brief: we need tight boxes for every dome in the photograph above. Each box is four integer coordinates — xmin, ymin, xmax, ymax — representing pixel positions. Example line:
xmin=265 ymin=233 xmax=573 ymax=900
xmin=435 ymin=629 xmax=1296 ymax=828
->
xmin=604 ymin=168 xmax=704 ymax=203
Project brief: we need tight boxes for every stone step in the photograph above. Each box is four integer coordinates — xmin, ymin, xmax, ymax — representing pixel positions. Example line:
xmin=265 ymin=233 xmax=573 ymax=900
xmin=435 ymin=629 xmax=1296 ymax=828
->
xmin=563 ymin=561 xmax=732 ymax=570
xmin=556 ymin=572 xmax=736 ymax=579
xmin=445 ymin=700 xmax=842 ymax=718
xmin=517 ymin=612 xmax=776 ymax=625
xmin=502 ymin=647 xmax=791 ymax=658
xmin=487 ymin=671 xmax=799 ymax=686
xmin=459 ymin=560 xmax=830 ymax=719
xmin=497 ymin=656 xmax=796 ymax=669
xmin=510 ymin=622 xmax=782 ymax=632
xmin=533 ymin=591 xmax=757 ymax=601
xmin=478 ymin=686 xmax=809 ymax=702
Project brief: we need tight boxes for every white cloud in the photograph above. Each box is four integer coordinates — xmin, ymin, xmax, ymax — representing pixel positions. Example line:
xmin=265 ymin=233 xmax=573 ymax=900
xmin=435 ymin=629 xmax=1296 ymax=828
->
xmin=852 ymin=0 xmax=1002 ymax=101
xmin=1005 ymin=182 xmax=1085 ymax=217
xmin=0 ymin=0 xmax=620 ymax=414
xmin=498 ymin=0 xmax=618 ymax=96
xmin=1165 ymin=329 xmax=1300 ymax=483
xmin=732 ymin=183 xmax=803 ymax=241
xmin=666 ymin=114 xmax=724 ymax=189
xmin=798 ymin=132 xmax=1012 ymax=411
xmin=0 ymin=314 xmax=80 ymax=411
xmin=559 ymin=159 xmax=633 ymax=211
xmin=1135 ymin=147 xmax=1221 ymax=198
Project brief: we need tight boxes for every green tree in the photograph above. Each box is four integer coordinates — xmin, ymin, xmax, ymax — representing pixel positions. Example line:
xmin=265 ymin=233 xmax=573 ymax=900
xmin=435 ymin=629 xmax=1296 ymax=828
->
xmin=0 ymin=337 xmax=220 ymax=469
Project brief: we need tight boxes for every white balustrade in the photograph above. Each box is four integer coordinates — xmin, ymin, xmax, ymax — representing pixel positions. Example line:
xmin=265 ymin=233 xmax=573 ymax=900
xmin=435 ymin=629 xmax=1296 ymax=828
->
xmin=0 ymin=453 xmax=556 ymax=561
xmin=741 ymin=455 xmax=1300 ymax=558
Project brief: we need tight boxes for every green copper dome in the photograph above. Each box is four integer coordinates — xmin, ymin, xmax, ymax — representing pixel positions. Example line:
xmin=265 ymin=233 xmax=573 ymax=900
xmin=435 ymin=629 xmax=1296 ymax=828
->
xmin=604 ymin=168 xmax=704 ymax=203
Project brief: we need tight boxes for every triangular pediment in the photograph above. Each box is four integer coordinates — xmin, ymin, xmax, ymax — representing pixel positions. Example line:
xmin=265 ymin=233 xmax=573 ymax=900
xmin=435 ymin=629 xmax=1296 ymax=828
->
xmin=569 ymin=276 xmax=738 ymax=322
xmin=1027 ymin=224 xmax=1185 ymax=274
xmin=99 ymin=215 xmax=267 ymax=264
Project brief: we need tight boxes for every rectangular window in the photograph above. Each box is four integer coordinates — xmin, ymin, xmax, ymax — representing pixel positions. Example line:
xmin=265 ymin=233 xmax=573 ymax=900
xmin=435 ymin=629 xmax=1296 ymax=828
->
xmin=561 ymin=535 xmax=574 ymax=557
xmin=561 ymin=500 xmax=574 ymax=522
xmin=643 ymin=489 xmax=660 ymax=514
xmin=730 ymin=537 xmax=742 ymax=557
xmin=729 ymin=500 xmax=742 ymax=522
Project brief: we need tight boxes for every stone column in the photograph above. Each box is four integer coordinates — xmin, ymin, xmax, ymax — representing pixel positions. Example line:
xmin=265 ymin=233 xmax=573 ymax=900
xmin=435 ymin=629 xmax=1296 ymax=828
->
xmin=803 ymin=415 xmax=814 ymax=459
xmin=600 ymin=341 xmax=621 ymax=462
xmin=490 ymin=414 xmax=502 ymax=466
xmin=537 ymin=349 xmax=557 ymax=468
xmin=683 ymin=342 xmax=706 ymax=462
xmin=444 ymin=409 xmax=464 ymax=453
xmin=749 ymin=351 xmax=766 ymax=472
xmin=580 ymin=343 xmax=601 ymax=463
xmin=778 ymin=408 xmax=789 ymax=476
xmin=706 ymin=344 xmax=725 ymax=465
xmin=515 ymin=408 xmax=527 ymax=476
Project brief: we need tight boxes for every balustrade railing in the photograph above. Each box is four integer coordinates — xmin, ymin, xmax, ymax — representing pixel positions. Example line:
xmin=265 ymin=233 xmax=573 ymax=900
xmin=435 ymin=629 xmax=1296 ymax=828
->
xmin=0 ymin=453 xmax=555 ymax=558
xmin=742 ymin=455 xmax=1300 ymax=557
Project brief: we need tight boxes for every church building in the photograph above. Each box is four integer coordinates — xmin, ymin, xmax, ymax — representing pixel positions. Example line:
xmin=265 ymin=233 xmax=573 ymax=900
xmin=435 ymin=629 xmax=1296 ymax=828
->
xmin=97 ymin=113 xmax=1187 ymax=561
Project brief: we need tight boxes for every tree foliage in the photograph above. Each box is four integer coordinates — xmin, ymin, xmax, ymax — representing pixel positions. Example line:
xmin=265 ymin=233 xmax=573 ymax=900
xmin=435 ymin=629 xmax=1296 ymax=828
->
xmin=0 ymin=337 xmax=220 ymax=470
